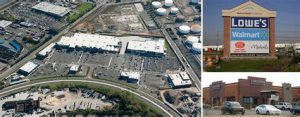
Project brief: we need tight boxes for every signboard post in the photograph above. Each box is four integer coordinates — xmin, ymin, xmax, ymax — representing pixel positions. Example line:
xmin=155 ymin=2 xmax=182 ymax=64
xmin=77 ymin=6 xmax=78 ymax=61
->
xmin=221 ymin=1 xmax=277 ymax=59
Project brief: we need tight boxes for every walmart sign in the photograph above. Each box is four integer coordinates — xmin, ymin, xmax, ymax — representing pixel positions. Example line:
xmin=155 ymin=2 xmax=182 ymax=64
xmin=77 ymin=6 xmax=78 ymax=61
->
xmin=231 ymin=28 xmax=269 ymax=41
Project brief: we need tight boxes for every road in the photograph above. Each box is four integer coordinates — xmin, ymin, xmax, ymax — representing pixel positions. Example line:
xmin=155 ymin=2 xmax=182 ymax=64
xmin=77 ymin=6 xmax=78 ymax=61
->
xmin=161 ymin=29 xmax=201 ymax=90
xmin=0 ymin=78 xmax=179 ymax=117
xmin=0 ymin=1 xmax=109 ymax=80
xmin=204 ymin=109 xmax=296 ymax=117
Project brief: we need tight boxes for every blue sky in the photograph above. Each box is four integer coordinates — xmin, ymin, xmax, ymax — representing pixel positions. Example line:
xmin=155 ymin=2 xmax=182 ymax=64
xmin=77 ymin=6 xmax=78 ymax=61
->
xmin=203 ymin=0 xmax=300 ymax=45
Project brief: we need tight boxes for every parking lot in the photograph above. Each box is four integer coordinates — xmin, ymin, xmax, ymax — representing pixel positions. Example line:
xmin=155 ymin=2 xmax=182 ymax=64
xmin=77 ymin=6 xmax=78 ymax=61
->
xmin=203 ymin=109 xmax=296 ymax=117
xmin=0 ymin=0 xmax=70 ymax=65
xmin=47 ymin=48 xmax=182 ymax=73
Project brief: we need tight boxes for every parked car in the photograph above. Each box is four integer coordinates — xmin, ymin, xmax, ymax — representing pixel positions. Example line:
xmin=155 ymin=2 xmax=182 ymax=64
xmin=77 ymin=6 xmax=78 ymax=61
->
xmin=274 ymin=102 xmax=293 ymax=110
xmin=255 ymin=104 xmax=281 ymax=115
xmin=221 ymin=101 xmax=245 ymax=115
xmin=290 ymin=105 xmax=300 ymax=115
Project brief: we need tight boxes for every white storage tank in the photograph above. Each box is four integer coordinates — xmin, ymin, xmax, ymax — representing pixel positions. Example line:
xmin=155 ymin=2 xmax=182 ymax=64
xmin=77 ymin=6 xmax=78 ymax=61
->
xmin=186 ymin=36 xmax=200 ymax=45
xmin=178 ymin=25 xmax=191 ymax=34
xmin=192 ymin=43 xmax=202 ymax=53
xmin=152 ymin=1 xmax=162 ymax=8
xmin=191 ymin=24 xmax=201 ymax=33
xmin=156 ymin=8 xmax=167 ymax=16
xmin=164 ymin=0 xmax=173 ymax=7
xmin=190 ymin=0 xmax=199 ymax=4
xmin=170 ymin=7 xmax=179 ymax=14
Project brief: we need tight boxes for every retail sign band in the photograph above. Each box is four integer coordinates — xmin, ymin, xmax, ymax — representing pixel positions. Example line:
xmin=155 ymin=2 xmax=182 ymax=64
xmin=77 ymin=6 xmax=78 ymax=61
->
xmin=231 ymin=17 xmax=269 ymax=28
xmin=230 ymin=17 xmax=270 ymax=54
xmin=231 ymin=28 xmax=269 ymax=40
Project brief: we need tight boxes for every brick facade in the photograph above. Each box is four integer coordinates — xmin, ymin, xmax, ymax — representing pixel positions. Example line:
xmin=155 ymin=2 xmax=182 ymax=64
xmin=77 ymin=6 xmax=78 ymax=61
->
xmin=203 ymin=76 xmax=300 ymax=108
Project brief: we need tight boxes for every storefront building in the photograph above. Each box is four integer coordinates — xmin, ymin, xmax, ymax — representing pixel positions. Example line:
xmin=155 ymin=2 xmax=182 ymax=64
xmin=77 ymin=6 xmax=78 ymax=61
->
xmin=203 ymin=76 xmax=300 ymax=108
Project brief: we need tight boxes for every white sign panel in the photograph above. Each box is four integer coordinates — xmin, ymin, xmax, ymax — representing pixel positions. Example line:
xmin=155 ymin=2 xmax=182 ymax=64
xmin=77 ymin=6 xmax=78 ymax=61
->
xmin=230 ymin=41 xmax=269 ymax=53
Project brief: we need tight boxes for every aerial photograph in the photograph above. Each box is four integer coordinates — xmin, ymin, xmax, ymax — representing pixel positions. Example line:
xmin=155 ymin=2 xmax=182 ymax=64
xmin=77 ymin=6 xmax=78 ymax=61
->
xmin=203 ymin=0 xmax=300 ymax=72
xmin=203 ymin=73 xmax=300 ymax=117
xmin=0 ymin=0 xmax=201 ymax=116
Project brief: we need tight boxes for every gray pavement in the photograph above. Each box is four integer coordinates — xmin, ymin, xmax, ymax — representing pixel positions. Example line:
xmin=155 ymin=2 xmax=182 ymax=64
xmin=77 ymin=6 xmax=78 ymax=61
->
xmin=204 ymin=109 xmax=296 ymax=117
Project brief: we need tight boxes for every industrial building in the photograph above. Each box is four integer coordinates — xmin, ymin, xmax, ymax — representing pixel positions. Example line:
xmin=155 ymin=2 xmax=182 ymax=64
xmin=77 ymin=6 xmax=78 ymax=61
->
xmin=18 ymin=61 xmax=39 ymax=76
xmin=2 ymin=99 xmax=40 ymax=114
xmin=56 ymin=33 xmax=121 ymax=53
xmin=126 ymin=39 xmax=166 ymax=57
xmin=203 ymin=76 xmax=300 ymax=108
xmin=32 ymin=2 xmax=71 ymax=18
xmin=0 ymin=20 xmax=12 ymax=29
xmin=37 ymin=43 xmax=55 ymax=59
xmin=120 ymin=71 xmax=140 ymax=83
xmin=168 ymin=72 xmax=192 ymax=88
xmin=69 ymin=64 xmax=80 ymax=74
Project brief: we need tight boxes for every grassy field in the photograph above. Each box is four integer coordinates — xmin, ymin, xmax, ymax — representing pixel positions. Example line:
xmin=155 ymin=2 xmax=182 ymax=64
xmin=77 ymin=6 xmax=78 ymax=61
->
xmin=205 ymin=58 xmax=300 ymax=72
xmin=67 ymin=3 xmax=94 ymax=22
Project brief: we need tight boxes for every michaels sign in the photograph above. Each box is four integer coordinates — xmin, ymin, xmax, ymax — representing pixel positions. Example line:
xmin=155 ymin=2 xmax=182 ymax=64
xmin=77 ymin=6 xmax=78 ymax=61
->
xmin=231 ymin=17 xmax=269 ymax=28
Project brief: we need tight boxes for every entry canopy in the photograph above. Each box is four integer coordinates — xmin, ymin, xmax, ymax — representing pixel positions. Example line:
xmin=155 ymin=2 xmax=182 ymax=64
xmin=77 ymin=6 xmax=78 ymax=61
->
xmin=260 ymin=90 xmax=279 ymax=93
xmin=222 ymin=0 xmax=276 ymax=17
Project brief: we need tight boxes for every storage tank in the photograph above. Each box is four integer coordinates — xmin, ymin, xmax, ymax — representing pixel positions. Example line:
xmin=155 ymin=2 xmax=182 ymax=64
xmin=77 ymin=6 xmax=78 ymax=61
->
xmin=178 ymin=25 xmax=191 ymax=34
xmin=192 ymin=43 xmax=202 ymax=53
xmin=156 ymin=8 xmax=167 ymax=16
xmin=176 ymin=15 xmax=185 ymax=22
xmin=193 ymin=15 xmax=201 ymax=21
xmin=152 ymin=1 xmax=162 ymax=8
xmin=170 ymin=7 xmax=179 ymax=14
xmin=164 ymin=0 xmax=173 ymax=7
xmin=191 ymin=24 xmax=201 ymax=33
xmin=190 ymin=0 xmax=199 ymax=4
xmin=186 ymin=36 xmax=200 ymax=45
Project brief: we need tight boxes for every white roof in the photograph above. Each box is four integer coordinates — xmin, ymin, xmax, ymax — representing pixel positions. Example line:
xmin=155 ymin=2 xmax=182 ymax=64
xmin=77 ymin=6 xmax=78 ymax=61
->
xmin=120 ymin=71 xmax=140 ymax=80
xmin=179 ymin=25 xmax=191 ymax=31
xmin=0 ymin=20 xmax=12 ymax=28
xmin=152 ymin=1 xmax=162 ymax=7
xmin=186 ymin=36 xmax=200 ymax=44
xmin=127 ymin=39 xmax=165 ymax=54
xmin=134 ymin=3 xmax=144 ymax=12
xmin=19 ymin=61 xmax=39 ymax=73
xmin=38 ymin=43 xmax=55 ymax=56
xmin=70 ymin=65 xmax=79 ymax=72
xmin=56 ymin=33 xmax=120 ymax=52
xmin=169 ymin=72 xmax=192 ymax=87
xmin=32 ymin=2 xmax=70 ymax=17
xmin=179 ymin=72 xmax=190 ymax=80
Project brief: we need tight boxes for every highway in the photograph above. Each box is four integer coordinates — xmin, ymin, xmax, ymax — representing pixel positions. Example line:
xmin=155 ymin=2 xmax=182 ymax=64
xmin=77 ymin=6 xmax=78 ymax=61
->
xmin=0 ymin=1 xmax=109 ymax=80
xmin=0 ymin=78 xmax=179 ymax=117
xmin=161 ymin=29 xmax=201 ymax=90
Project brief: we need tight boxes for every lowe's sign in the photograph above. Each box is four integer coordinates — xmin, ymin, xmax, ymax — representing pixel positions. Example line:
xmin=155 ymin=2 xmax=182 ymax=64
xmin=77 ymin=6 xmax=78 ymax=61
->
xmin=231 ymin=17 xmax=269 ymax=28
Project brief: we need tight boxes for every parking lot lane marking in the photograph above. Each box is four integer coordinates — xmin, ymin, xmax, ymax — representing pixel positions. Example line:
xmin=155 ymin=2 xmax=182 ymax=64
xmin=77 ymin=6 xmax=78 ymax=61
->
xmin=107 ymin=56 xmax=113 ymax=68
xmin=77 ymin=52 xmax=84 ymax=64
xmin=141 ymin=58 xmax=144 ymax=71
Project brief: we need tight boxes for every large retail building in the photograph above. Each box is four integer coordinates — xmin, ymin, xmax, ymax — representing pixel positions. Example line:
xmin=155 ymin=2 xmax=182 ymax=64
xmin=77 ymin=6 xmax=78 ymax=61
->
xmin=203 ymin=76 xmax=300 ymax=108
